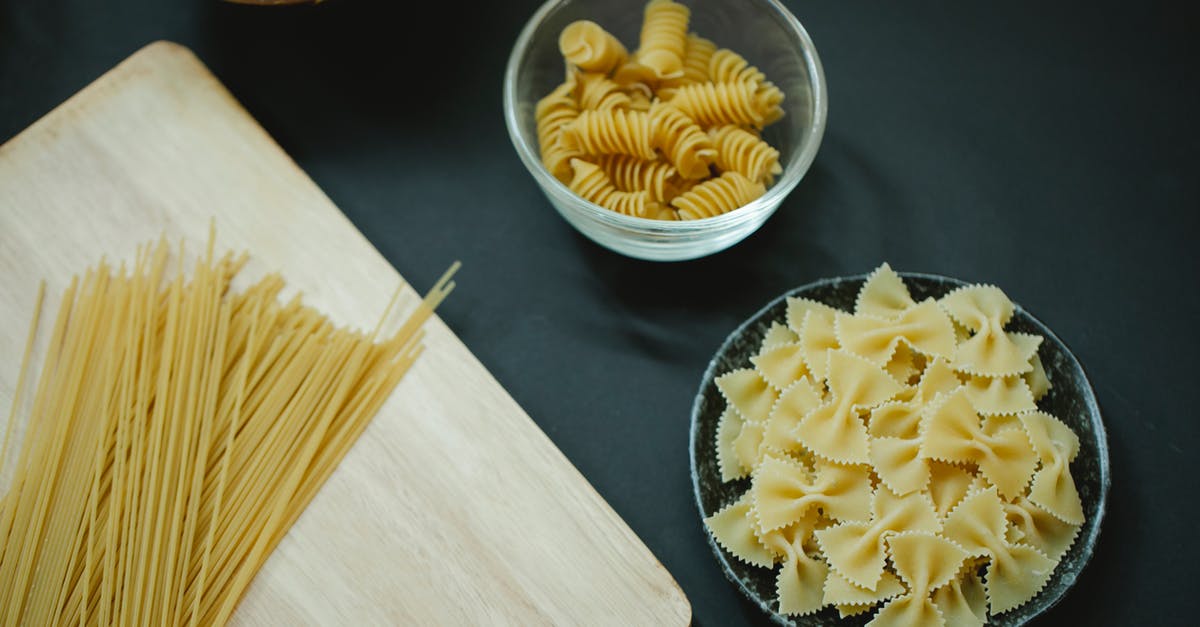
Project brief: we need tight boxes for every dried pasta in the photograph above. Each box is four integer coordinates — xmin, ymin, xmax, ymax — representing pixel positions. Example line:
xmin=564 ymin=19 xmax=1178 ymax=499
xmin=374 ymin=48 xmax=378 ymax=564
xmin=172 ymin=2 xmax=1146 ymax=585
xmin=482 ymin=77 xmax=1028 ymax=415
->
xmin=0 ymin=231 xmax=456 ymax=626
xmin=702 ymin=264 xmax=1086 ymax=625
xmin=567 ymin=158 xmax=670 ymax=219
xmin=537 ymin=1 xmax=787 ymax=220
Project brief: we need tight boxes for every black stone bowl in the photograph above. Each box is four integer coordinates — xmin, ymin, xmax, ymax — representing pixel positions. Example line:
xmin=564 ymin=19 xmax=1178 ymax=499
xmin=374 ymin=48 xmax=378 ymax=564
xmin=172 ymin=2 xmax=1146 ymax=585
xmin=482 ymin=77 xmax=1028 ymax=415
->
xmin=689 ymin=273 xmax=1109 ymax=626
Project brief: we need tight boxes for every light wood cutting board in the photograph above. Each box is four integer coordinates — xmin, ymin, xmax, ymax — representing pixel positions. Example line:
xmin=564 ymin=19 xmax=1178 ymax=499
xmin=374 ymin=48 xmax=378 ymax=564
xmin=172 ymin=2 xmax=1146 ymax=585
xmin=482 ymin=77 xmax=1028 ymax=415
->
xmin=0 ymin=41 xmax=690 ymax=626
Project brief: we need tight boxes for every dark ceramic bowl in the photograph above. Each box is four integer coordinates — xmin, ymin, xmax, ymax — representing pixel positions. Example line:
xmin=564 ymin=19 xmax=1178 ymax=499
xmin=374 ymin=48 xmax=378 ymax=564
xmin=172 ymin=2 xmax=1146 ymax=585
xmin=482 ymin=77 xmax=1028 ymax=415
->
xmin=689 ymin=273 xmax=1109 ymax=626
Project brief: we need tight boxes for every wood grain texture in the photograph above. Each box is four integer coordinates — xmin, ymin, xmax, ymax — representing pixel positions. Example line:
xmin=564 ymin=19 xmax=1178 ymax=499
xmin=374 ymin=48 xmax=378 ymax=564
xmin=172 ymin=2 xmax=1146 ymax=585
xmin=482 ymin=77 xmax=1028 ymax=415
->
xmin=0 ymin=41 xmax=690 ymax=626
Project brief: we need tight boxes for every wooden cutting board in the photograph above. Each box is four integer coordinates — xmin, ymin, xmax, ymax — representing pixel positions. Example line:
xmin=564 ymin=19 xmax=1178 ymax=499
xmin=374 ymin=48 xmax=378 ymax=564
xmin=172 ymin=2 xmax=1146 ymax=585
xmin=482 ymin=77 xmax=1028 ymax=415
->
xmin=0 ymin=41 xmax=690 ymax=626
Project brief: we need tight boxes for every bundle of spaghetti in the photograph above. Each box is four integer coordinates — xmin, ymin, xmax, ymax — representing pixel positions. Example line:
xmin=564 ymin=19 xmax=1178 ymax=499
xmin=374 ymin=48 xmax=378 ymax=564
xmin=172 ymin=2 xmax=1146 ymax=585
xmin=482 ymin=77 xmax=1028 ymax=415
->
xmin=670 ymin=170 xmax=765 ymax=220
xmin=709 ymin=124 xmax=782 ymax=185
xmin=0 ymin=231 xmax=457 ymax=626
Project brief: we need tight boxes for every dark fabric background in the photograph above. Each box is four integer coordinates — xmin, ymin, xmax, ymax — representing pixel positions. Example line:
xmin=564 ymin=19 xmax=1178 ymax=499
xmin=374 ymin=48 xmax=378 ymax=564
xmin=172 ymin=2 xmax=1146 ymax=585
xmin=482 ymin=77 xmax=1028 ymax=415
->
xmin=2 ymin=1 xmax=1196 ymax=624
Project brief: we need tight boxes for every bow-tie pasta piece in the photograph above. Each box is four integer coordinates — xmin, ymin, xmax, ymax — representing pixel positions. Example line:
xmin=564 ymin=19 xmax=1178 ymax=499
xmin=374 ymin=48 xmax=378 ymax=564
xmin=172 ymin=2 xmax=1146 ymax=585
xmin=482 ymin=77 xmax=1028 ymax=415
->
xmin=921 ymin=389 xmax=1038 ymax=500
xmin=869 ymin=532 xmax=971 ymax=627
xmin=704 ymin=492 xmax=775 ymax=568
xmin=964 ymin=375 xmax=1036 ymax=416
xmin=732 ymin=416 xmax=767 ymax=473
xmin=925 ymin=461 xmax=978 ymax=519
xmin=761 ymin=377 xmax=823 ymax=455
xmin=932 ymin=567 xmax=988 ymax=627
xmin=822 ymin=568 xmax=906 ymax=608
xmin=816 ymin=488 xmax=941 ymax=590
xmin=854 ymin=263 xmax=918 ymax=319
xmin=715 ymin=406 xmax=747 ymax=481
xmin=798 ymin=350 xmax=904 ymax=464
xmin=836 ymin=299 xmax=957 ymax=366
xmin=939 ymin=285 xmax=1043 ymax=377
xmin=760 ymin=321 xmax=799 ymax=351
xmin=761 ymin=515 xmax=831 ymax=616
xmin=1024 ymin=353 xmax=1052 ymax=401
xmin=942 ymin=487 xmax=1057 ymax=615
xmin=1020 ymin=411 xmax=1084 ymax=524
xmin=1004 ymin=494 xmax=1081 ymax=560
xmin=870 ymin=435 xmax=930 ymax=496
xmin=751 ymin=455 xmax=873 ymax=531
xmin=716 ymin=368 xmax=778 ymax=424
xmin=799 ymin=308 xmax=840 ymax=382
xmin=786 ymin=296 xmax=839 ymax=337
xmin=884 ymin=342 xmax=923 ymax=385
xmin=751 ymin=342 xmax=810 ymax=391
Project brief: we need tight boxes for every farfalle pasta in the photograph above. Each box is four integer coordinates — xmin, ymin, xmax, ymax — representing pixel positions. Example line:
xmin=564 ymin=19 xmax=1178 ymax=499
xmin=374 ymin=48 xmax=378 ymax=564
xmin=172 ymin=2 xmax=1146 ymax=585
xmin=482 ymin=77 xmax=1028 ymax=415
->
xmin=538 ymin=0 xmax=787 ymax=220
xmin=702 ymin=263 xmax=1087 ymax=625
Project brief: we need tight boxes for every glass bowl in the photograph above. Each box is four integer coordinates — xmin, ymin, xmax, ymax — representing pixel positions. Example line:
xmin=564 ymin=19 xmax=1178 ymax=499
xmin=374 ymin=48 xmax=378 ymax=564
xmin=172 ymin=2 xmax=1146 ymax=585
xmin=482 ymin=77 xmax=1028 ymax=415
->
xmin=689 ymin=273 xmax=1110 ymax=625
xmin=503 ymin=0 xmax=827 ymax=261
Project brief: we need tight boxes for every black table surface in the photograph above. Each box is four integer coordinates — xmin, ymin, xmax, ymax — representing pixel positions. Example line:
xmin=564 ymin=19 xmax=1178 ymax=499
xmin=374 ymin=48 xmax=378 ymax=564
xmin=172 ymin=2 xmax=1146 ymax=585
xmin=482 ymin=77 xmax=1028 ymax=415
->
xmin=2 ymin=1 xmax=1196 ymax=624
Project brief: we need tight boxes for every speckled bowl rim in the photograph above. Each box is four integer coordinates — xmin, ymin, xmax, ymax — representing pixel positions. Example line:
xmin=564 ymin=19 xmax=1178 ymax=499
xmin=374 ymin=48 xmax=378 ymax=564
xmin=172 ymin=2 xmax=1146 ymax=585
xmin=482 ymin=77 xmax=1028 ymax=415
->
xmin=688 ymin=272 xmax=1110 ymax=626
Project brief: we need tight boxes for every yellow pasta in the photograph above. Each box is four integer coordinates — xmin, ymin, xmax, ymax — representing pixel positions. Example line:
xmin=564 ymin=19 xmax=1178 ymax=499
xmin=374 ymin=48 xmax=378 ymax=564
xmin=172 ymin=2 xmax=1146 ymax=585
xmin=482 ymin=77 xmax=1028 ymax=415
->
xmin=594 ymin=153 xmax=681 ymax=202
xmin=0 ymin=232 xmax=457 ymax=626
xmin=709 ymin=124 xmax=782 ymax=184
xmin=670 ymin=170 xmax=765 ymax=220
xmin=559 ymin=20 xmax=628 ymax=74
xmin=648 ymin=101 xmax=716 ymax=179
xmin=536 ymin=0 xmax=787 ymax=220
xmin=702 ymin=264 xmax=1087 ymax=624
xmin=559 ymin=109 xmax=658 ymax=160
xmin=567 ymin=158 xmax=672 ymax=219
xmin=576 ymin=72 xmax=632 ymax=110
xmin=637 ymin=0 xmax=689 ymax=79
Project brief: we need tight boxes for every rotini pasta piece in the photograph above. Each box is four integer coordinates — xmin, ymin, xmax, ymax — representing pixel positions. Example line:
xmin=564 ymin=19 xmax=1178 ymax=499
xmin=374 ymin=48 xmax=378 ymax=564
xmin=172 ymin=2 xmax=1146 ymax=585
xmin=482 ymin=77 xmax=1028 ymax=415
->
xmin=668 ymin=81 xmax=776 ymax=128
xmin=1003 ymin=494 xmax=1080 ymax=560
xmin=1019 ymin=411 xmax=1084 ymax=524
xmin=855 ymin=262 xmax=917 ymax=319
xmin=540 ymin=138 xmax=584 ymax=183
xmin=535 ymin=79 xmax=582 ymax=181
xmin=560 ymin=109 xmax=658 ymax=160
xmin=566 ymin=158 xmax=665 ymax=218
xmin=648 ymin=101 xmax=717 ymax=180
xmin=709 ymin=125 xmax=782 ymax=184
xmin=761 ymin=377 xmax=822 ymax=455
xmin=939 ymin=285 xmax=1043 ymax=377
xmin=751 ymin=455 xmax=873 ymax=531
xmin=670 ymin=171 xmax=765 ymax=220
xmin=637 ymin=0 xmax=689 ymax=79
xmin=626 ymin=88 xmax=653 ymax=112
xmin=815 ymin=488 xmax=940 ymax=590
xmin=750 ymin=342 xmax=808 ymax=391
xmin=704 ymin=492 xmax=776 ymax=567
xmin=796 ymin=350 xmax=904 ymax=465
xmin=822 ymin=568 xmax=905 ymax=607
xmin=834 ymin=299 xmax=958 ymax=366
xmin=869 ymin=532 xmax=971 ymax=627
xmin=576 ymin=72 xmax=632 ymax=110
xmin=593 ymin=154 xmax=681 ymax=202
xmin=708 ymin=48 xmax=766 ymax=85
xmin=920 ymin=388 xmax=1038 ymax=499
xmin=931 ymin=568 xmax=988 ymax=627
xmin=715 ymin=367 xmax=778 ymax=424
xmin=941 ymin=487 xmax=1057 ymax=614
xmin=558 ymin=20 xmax=628 ymax=74
xmin=682 ymin=33 xmax=717 ymax=84
xmin=611 ymin=58 xmax=660 ymax=88
xmin=963 ymin=374 xmax=1035 ymax=415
